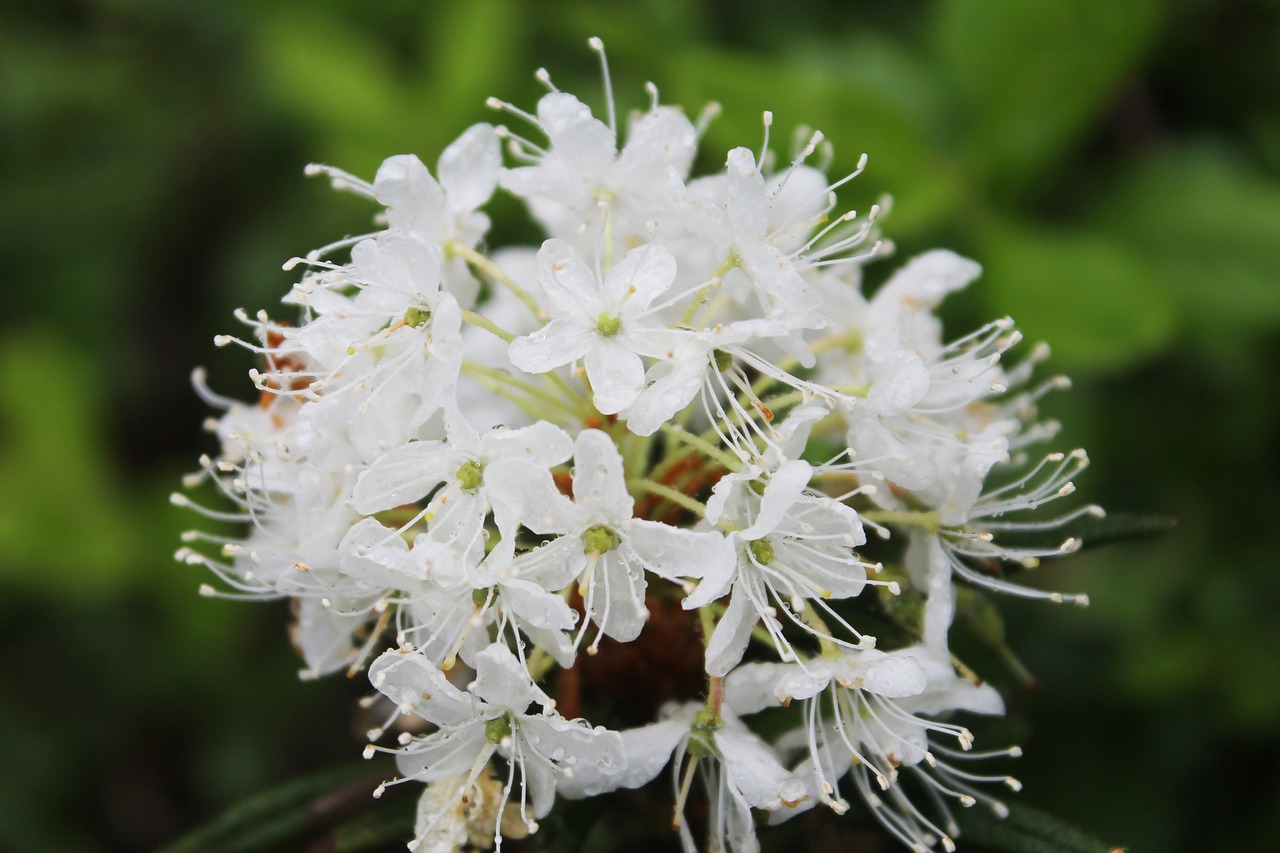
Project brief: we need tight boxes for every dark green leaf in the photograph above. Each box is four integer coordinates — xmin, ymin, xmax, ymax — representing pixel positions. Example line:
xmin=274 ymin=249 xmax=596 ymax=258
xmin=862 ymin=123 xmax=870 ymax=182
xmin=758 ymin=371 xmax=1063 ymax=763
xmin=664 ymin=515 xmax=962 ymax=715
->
xmin=159 ymin=763 xmax=393 ymax=853
xmin=1067 ymin=511 xmax=1176 ymax=549
xmin=957 ymin=799 xmax=1124 ymax=853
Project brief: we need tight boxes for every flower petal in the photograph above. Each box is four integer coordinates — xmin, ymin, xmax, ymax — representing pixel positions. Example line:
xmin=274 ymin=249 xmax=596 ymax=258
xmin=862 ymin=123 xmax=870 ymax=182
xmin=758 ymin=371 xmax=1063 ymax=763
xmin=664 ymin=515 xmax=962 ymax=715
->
xmin=585 ymin=342 xmax=646 ymax=415
xmin=626 ymin=520 xmax=732 ymax=583
xmin=508 ymin=318 xmax=596 ymax=374
xmin=571 ymin=428 xmax=633 ymax=519
xmin=705 ymin=585 xmax=758 ymax=677
xmin=437 ymin=123 xmax=501 ymax=214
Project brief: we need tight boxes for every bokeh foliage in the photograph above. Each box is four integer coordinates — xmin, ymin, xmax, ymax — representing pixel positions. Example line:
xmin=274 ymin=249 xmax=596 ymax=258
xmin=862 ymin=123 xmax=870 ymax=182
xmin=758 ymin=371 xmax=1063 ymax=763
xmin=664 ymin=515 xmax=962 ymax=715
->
xmin=2 ymin=0 xmax=1278 ymax=850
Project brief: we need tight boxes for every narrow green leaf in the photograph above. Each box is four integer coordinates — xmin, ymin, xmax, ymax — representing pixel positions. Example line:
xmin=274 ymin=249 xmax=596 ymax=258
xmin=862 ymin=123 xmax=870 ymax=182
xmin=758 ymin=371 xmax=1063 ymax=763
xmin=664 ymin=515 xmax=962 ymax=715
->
xmin=957 ymin=799 xmax=1124 ymax=853
xmin=1068 ymin=511 xmax=1176 ymax=549
xmin=993 ymin=512 xmax=1175 ymax=557
xmin=160 ymin=763 xmax=390 ymax=853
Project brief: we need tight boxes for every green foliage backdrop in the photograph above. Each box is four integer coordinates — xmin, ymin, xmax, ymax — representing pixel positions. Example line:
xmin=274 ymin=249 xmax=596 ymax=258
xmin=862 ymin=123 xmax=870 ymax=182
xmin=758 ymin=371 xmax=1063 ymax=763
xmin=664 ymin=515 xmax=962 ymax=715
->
xmin=2 ymin=0 xmax=1278 ymax=850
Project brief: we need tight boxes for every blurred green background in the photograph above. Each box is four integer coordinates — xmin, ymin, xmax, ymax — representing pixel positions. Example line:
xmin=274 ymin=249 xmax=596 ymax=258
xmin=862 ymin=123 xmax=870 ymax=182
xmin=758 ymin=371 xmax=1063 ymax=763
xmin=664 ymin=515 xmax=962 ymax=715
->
xmin=2 ymin=0 xmax=1279 ymax=850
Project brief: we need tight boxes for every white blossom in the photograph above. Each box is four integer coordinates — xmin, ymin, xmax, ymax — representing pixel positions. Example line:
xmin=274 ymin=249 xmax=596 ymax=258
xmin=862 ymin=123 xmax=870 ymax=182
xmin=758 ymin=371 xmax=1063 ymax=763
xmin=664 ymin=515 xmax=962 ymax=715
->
xmin=179 ymin=40 xmax=1101 ymax=853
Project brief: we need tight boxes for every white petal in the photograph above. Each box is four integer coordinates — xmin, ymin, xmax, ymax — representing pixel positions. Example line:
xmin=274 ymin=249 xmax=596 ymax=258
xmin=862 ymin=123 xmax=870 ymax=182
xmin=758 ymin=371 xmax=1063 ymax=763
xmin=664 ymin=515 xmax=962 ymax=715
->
xmin=705 ymin=586 xmax=758 ymax=677
xmin=773 ymin=662 xmax=837 ymax=705
xmin=617 ymin=108 xmax=698 ymax=181
xmin=509 ymin=319 xmax=597 ymax=374
xmin=487 ymin=460 xmax=581 ymax=538
xmin=558 ymin=719 xmax=686 ymax=798
xmin=682 ymin=536 xmax=740 ymax=609
xmin=625 ymin=356 xmax=708 ymax=436
xmin=605 ymin=242 xmax=677 ymax=313
xmin=870 ymin=249 xmax=982 ymax=321
xmin=626 ymin=520 xmax=732 ymax=583
xmin=499 ymin=577 xmax=577 ymax=631
xmin=369 ymin=647 xmax=478 ymax=727
xmin=725 ymin=147 xmax=768 ymax=240
xmin=473 ymin=643 xmax=548 ymax=713
xmin=482 ymin=420 xmax=574 ymax=469
xmin=437 ymin=123 xmax=500 ymax=214
xmin=717 ymin=726 xmax=805 ymax=810
xmin=524 ymin=714 xmax=626 ymax=773
xmin=353 ymin=442 xmax=455 ymax=514
xmin=592 ymin=552 xmax=648 ymax=642
xmin=585 ymin=342 xmax=645 ymax=415
xmin=723 ymin=662 xmax=809 ymax=714
xmin=867 ymin=349 xmax=931 ymax=417
xmin=571 ymin=429 xmax=633 ymax=519
xmin=536 ymin=92 xmax=616 ymax=172
xmin=741 ymin=460 xmax=812 ymax=540
xmin=511 ymin=535 xmax=590 ymax=592
xmin=535 ymin=238 xmax=605 ymax=323
xmin=840 ymin=650 xmax=930 ymax=699
xmin=374 ymin=154 xmax=445 ymax=237
xmin=338 ymin=517 xmax=415 ymax=586
xmin=293 ymin=597 xmax=367 ymax=677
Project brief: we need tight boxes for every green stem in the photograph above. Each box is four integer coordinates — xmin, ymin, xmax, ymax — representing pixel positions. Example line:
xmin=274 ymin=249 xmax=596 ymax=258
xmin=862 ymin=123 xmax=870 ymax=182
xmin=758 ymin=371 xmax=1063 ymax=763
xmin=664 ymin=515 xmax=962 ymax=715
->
xmin=448 ymin=241 xmax=543 ymax=320
xmin=798 ymin=604 xmax=838 ymax=655
xmin=546 ymin=368 xmax=587 ymax=410
xmin=627 ymin=478 xmax=707 ymax=518
xmin=862 ymin=509 xmax=941 ymax=534
xmin=527 ymin=647 xmax=555 ymax=682
xmin=462 ymin=361 xmax=578 ymax=416
xmin=658 ymin=423 xmax=742 ymax=472
xmin=461 ymin=310 xmax=515 ymax=343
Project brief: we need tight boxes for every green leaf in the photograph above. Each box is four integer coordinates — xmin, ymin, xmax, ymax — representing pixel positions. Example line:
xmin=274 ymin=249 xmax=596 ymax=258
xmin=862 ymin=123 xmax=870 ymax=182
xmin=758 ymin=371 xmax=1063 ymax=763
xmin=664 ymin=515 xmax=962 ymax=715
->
xmin=1099 ymin=141 xmax=1280 ymax=336
xmin=1068 ymin=511 xmax=1176 ymax=550
xmin=993 ymin=512 xmax=1176 ymax=557
xmin=931 ymin=0 xmax=1162 ymax=196
xmin=977 ymin=222 xmax=1177 ymax=372
xmin=159 ymin=763 xmax=394 ymax=853
xmin=957 ymin=799 xmax=1123 ymax=853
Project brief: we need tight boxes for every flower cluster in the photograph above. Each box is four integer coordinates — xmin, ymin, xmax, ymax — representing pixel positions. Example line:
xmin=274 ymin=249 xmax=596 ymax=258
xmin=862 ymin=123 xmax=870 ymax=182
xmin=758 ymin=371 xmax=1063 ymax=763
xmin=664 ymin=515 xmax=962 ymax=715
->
xmin=178 ymin=40 xmax=1098 ymax=853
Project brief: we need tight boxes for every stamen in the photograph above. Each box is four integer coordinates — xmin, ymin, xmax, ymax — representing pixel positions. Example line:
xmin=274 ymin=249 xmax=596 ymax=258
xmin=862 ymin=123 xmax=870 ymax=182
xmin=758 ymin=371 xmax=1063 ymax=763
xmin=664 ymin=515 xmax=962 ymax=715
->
xmin=587 ymin=37 xmax=616 ymax=138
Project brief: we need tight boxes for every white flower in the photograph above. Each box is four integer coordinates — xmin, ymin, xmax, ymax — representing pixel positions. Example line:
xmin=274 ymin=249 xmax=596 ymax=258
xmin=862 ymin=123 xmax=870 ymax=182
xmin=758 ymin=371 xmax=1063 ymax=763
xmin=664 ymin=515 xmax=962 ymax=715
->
xmin=179 ymin=43 xmax=1103 ymax=853
xmin=727 ymin=649 xmax=1014 ymax=853
xmin=691 ymin=458 xmax=874 ymax=675
xmin=372 ymin=123 xmax=501 ymax=306
xmin=559 ymin=700 xmax=807 ymax=853
xmin=368 ymin=643 xmax=623 ymax=850
xmin=499 ymin=89 xmax=697 ymax=251
xmin=493 ymin=428 xmax=733 ymax=648
xmin=508 ymin=239 xmax=691 ymax=415
xmin=352 ymin=412 xmax=573 ymax=562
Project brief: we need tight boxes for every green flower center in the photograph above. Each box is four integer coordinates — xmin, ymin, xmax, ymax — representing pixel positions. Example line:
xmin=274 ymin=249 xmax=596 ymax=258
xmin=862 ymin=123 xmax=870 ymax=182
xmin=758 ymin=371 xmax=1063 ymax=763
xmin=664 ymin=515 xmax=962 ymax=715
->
xmin=485 ymin=714 xmax=513 ymax=744
xmin=596 ymin=312 xmax=622 ymax=337
xmin=712 ymin=349 xmax=733 ymax=372
xmin=748 ymin=537 xmax=775 ymax=566
xmin=583 ymin=524 xmax=621 ymax=555
xmin=404 ymin=306 xmax=431 ymax=328
xmin=456 ymin=459 xmax=484 ymax=491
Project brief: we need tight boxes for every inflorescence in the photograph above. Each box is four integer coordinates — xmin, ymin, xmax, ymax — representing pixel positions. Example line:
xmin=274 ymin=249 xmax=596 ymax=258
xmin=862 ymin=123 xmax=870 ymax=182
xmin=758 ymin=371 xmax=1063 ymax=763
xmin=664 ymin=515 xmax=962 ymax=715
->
xmin=177 ymin=39 xmax=1099 ymax=853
